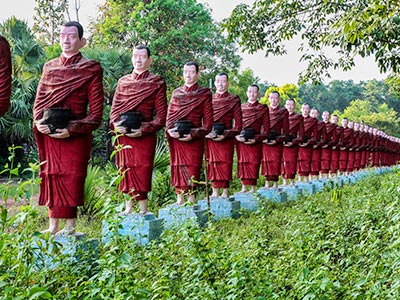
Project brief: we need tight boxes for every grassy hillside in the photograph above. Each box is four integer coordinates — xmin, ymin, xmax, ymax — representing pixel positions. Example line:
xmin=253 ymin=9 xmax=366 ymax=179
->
xmin=1 ymin=168 xmax=400 ymax=299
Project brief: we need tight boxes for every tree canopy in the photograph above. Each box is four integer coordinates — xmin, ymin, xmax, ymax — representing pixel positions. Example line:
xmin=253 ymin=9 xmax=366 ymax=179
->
xmin=90 ymin=0 xmax=241 ymax=91
xmin=223 ymin=0 xmax=400 ymax=86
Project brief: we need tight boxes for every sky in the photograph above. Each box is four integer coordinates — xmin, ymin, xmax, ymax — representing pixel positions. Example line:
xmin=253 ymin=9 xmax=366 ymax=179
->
xmin=0 ymin=0 xmax=387 ymax=86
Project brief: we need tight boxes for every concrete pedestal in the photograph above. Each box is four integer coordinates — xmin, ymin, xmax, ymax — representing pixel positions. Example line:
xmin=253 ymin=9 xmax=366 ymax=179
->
xmin=257 ymin=188 xmax=288 ymax=202
xmin=295 ymin=182 xmax=316 ymax=195
xmin=102 ymin=212 xmax=163 ymax=245
xmin=32 ymin=233 xmax=98 ymax=270
xmin=232 ymin=192 xmax=259 ymax=211
xmin=158 ymin=204 xmax=208 ymax=229
xmin=198 ymin=197 xmax=241 ymax=220
xmin=339 ymin=175 xmax=350 ymax=185
xmin=331 ymin=177 xmax=344 ymax=187
xmin=310 ymin=180 xmax=327 ymax=192
xmin=279 ymin=185 xmax=301 ymax=200
xmin=347 ymin=175 xmax=357 ymax=184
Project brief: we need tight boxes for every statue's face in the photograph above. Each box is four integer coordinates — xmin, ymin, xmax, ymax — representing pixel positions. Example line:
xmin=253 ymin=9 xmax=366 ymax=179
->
xmin=215 ymin=74 xmax=229 ymax=93
xmin=247 ymin=86 xmax=259 ymax=103
xmin=132 ymin=48 xmax=151 ymax=72
xmin=285 ymin=100 xmax=295 ymax=113
xmin=301 ymin=104 xmax=310 ymax=116
xmin=310 ymin=109 xmax=319 ymax=119
xmin=269 ymin=93 xmax=280 ymax=107
xmin=183 ymin=65 xmax=199 ymax=86
xmin=60 ymin=25 xmax=85 ymax=56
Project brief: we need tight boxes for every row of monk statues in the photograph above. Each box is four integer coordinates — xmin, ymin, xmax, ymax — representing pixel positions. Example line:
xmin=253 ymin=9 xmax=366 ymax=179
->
xmin=1 ymin=21 xmax=399 ymax=235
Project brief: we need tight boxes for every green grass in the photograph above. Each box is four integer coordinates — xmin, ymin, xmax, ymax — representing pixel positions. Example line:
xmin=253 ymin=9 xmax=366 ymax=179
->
xmin=1 ymin=168 xmax=400 ymax=299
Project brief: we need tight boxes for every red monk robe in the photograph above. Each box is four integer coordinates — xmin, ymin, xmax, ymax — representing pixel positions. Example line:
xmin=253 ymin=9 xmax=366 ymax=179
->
xmin=330 ymin=125 xmax=344 ymax=174
xmin=346 ymin=129 xmax=357 ymax=172
xmin=33 ymin=53 xmax=104 ymax=218
xmin=206 ymin=92 xmax=242 ymax=188
xmin=236 ymin=101 xmax=269 ymax=185
xmin=166 ymin=83 xmax=213 ymax=192
xmin=110 ymin=71 xmax=167 ymax=199
xmin=282 ymin=112 xmax=303 ymax=179
xmin=262 ymin=106 xmax=289 ymax=182
xmin=372 ymin=132 xmax=381 ymax=167
xmin=297 ymin=115 xmax=318 ymax=176
xmin=320 ymin=122 xmax=337 ymax=174
xmin=359 ymin=129 xmax=369 ymax=169
xmin=339 ymin=126 xmax=353 ymax=172
xmin=353 ymin=126 xmax=363 ymax=170
xmin=0 ymin=35 xmax=12 ymax=116
xmin=310 ymin=120 xmax=327 ymax=176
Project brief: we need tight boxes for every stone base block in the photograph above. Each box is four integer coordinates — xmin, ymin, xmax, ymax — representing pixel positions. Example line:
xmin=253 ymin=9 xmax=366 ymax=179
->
xmin=198 ymin=197 xmax=241 ymax=220
xmin=347 ymin=175 xmax=357 ymax=184
xmin=310 ymin=180 xmax=325 ymax=192
xmin=232 ymin=192 xmax=259 ymax=211
xmin=257 ymin=188 xmax=288 ymax=202
xmin=279 ymin=186 xmax=301 ymax=200
xmin=295 ymin=182 xmax=316 ymax=195
xmin=102 ymin=212 xmax=163 ymax=245
xmin=32 ymin=233 xmax=98 ymax=270
xmin=158 ymin=204 xmax=208 ymax=229
xmin=339 ymin=176 xmax=350 ymax=185
xmin=331 ymin=177 xmax=344 ymax=187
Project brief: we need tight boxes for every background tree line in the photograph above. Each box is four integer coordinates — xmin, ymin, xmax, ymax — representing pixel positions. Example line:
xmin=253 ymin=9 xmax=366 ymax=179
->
xmin=0 ymin=0 xmax=399 ymax=166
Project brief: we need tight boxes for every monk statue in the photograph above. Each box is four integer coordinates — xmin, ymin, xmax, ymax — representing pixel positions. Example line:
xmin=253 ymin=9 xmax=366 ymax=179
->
xmin=33 ymin=21 xmax=104 ymax=235
xmin=262 ymin=91 xmax=289 ymax=189
xmin=281 ymin=98 xmax=303 ymax=186
xmin=166 ymin=62 xmax=213 ymax=205
xmin=110 ymin=45 xmax=167 ymax=215
xmin=205 ymin=73 xmax=242 ymax=198
xmin=309 ymin=107 xmax=327 ymax=180
xmin=0 ymin=34 xmax=12 ymax=117
xmin=297 ymin=103 xmax=318 ymax=182
xmin=235 ymin=84 xmax=269 ymax=193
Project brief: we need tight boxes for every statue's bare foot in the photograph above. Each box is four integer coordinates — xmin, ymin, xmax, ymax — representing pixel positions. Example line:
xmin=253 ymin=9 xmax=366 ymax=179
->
xmin=56 ymin=226 xmax=76 ymax=236
xmin=139 ymin=210 xmax=149 ymax=217
xmin=117 ymin=209 xmax=132 ymax=216
xmin=40 ymin=228 xmax=58 ymax=235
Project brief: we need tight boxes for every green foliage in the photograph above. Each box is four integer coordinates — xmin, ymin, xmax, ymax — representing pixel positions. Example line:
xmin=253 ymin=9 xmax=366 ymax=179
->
xmin=33 ymin=0 xmax=69 ymax=47
xmin=336 ymin=99 xmax=400 ymax=136
xmin=228 ymin=68 xmax=273 ymax=103
xmin=299 ymin=80 xmax=364 ymax=113
xmin=223 ymin=0 xmax=400 ymax=86
xmin=260 ymin=83 xmax=300 ymax=106
xmin=2 ymin=143 xmax=400 ymax=299
xmin=90 ymin=0 xmax=241 ymax=91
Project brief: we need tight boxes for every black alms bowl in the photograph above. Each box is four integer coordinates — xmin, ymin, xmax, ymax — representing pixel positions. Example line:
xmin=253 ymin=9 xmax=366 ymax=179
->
xmin=240 ymin=127 xmax=255 ymax=141
xmin=212 ymin=123 xmax=226 ymax=135
xmin=42 ymin=108 xmax=74 ymax=133
xmin=174 ymin=120 xmax=193 ymax=138
xmin=119 ymin=111 xmax=142 ymax=133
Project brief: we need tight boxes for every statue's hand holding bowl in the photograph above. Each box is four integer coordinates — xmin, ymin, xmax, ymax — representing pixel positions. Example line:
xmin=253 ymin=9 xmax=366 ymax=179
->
xmin=168 ymin=128 xmax=180 ymax=139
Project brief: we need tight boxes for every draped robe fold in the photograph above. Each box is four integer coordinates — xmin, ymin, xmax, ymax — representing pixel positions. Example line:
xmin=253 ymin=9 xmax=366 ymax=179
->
xmin=339 ymin=127 xmax=353 ymax=172
xmin=310 ymin=120 xmax=327 ymax=176
xmin=262 ymin=106 xmax=289 ymax=182
xmin=236 ymin=101 xmax=269 ymax=185
xmin=297 ymin=115 xmax=318 ymax=176
xmin=110 ymin=71 xmax=167 ymax=199
xmin=33 ymin=53 xmax=104 ymax=218
xmin=166 ymin=83 xmax=213 ymax=192
xmin=206 ymin=92 xmax=242 ymax=188
xmin=282 ymin=113 xmax=303 ymax=179
xmin=330 ymin=125 xmax=344 ymax=173
xmin=320 ymin=122 xmax=337 ymax=174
